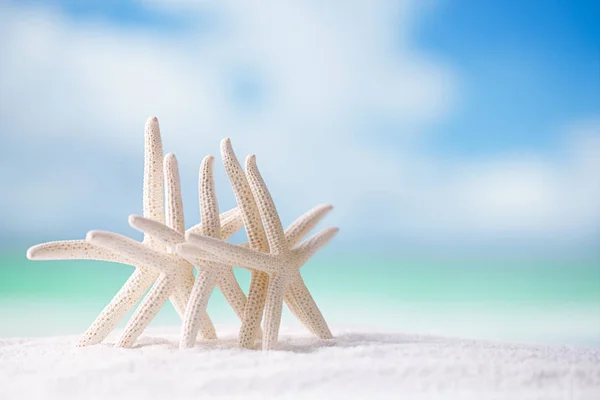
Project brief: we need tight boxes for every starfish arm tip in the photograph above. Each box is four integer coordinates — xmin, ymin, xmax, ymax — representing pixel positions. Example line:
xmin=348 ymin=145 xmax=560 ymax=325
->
xmin=245 ymin=154 xmax=257 ymax=167
xmin=128 ymin=214 xmax=141 ymax=229
xmin=85 ymin=230 xmax=100 ymax=242
xmin=321 ymin=204 xmax=334 ymax=212
xmin=318 ymin=226 xmax=339 ymax=236
xmin=296 ymin=226 xmax=340 ymax=263
xmin=25 ymin=246 xmax=37 ymax=260
xmin=164 ymin=152 xmax=177 ymax=163
xmin=175 ymin=242 xmax=214 ymax=264
xmin=321 ymin=227 xmax=340 ymax=242
xmin=200 ymin=155 xmax=215 ymax=170
xmin=220 ymin=137 xmax=233 ymax=152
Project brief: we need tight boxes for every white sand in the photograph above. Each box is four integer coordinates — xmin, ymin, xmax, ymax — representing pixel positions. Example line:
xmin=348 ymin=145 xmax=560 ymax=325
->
xmin=1 ymin=326 xmax=599 ymax=400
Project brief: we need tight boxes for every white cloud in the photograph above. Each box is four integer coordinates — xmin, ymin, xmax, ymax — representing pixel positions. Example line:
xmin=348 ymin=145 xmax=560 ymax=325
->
xmin=0 ymin=1 xmax=598 ymax=248
xmin=410 ymin=121 xmax=600 ymax=240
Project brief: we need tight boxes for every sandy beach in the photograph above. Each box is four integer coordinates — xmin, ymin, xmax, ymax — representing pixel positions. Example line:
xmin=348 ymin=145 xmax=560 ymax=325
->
xmin=1 ymin=326 xmax=599 ymax=400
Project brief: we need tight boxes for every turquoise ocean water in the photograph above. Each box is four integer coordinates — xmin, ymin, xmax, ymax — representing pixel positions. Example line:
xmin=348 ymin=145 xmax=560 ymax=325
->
xmin=1 ymin=246 xmax=599 ymax=346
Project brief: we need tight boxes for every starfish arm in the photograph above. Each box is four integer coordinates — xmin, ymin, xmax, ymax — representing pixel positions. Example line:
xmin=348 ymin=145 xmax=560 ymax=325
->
xmin=115 ymin=274 xmax=175 ymax=348
xmin=129 ymin=210 xmax=242 ymax=248
xmin=218 ymin=210 xmax=244 ymax=240
xmin=142 ymin=116 xmax=165 ymax=247
xmin=164 ymin=153 xmax=185 ymax=233
xmin=221 ymin=139 xmax=272 ymax=348
xmin=216 ymin=206 xmax=238 ymax=221
xmin=284 ymin=204 xmax=334 ymax=247
xmin=262 ymin=272 xmax=287 ymax=350
xmin=176 ymin=247 xmax=246 ymax=339
xmin=26 ymin=240 xmax=130 ymax=264
xmin=185 ymin=222 xmax=203 ymax=236
xmin=162 ymin=154 xmax=193 ymax=320
xmin=186 ymin=207 xmax=242 ymax=240
xmin=199 ymin=155 xmax=221 ymax=238
xmin=180 ymin=267 xmax=219 ymax=348
xmin=76 ymin=267 xmax=158 ymax=346
xmin=238 ymin=270 xmax=268 ymax=348
xmin=245 ymin=155 xmax=288 ymax=255
xmin=185 ymin=233 xmax=276 ymax=274
xmin=294 ymin=227 xmax=340 ymax=266
xmin=220 ymin=138 xmax=270 ymax=251
xmin=129 ymin=215 xmax=185 ymax=246
xmin=178 ymin=155 xmax=225 ymax=348
xmin=287 ymin=274 xmax=333 ymax=339
xmin=216 ymin=269 xmax=249 ymax=323
xmin=175 ymin=242 xmax=226 ymax=265
xmin=283 ymin=292 xmax=315 ymax=336
xmin=170 ymin=266 xmax=194 ymax=319
xmin=195 ymin=310 xmax=217 ymax=340
xmin=161 ymin=151 xmax=197 ymax=318
xmin=231 ymin=204 xmax=334 ymax=250
xmin=86 ymin=231 xmax=172 ymax=274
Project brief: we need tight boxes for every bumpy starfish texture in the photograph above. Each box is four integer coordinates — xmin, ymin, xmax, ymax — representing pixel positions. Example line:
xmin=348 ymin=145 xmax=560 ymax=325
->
xmin=129 ymin=157 xmax=262 ymax=348
xmin=130 ymin=204 xmax=335 ymax=349
xmin=184 ymin=151 xmax=338 ymax=350
xmin=86 ymin=154 xmax=239 ymax=348
xmin=177 ymin=203 xmax=333 ymax=340
xmin=204 ymin=138 xmax=336 ymax=348
xmin=278 ymin=203 xmax=336 ymax=337
xmin=25 ymin=116 xmax=340 ymax=351
xmin=179 ymin=155 xmax=237 ymax=348
xmin=128 ymin=217 xmax=253 ymax=344
xmin=26 ymin=117 xmax=177 ymax=347
xmin=217 ymin=138 xmax=271 ymax=349
xmin=125 ymin=155 xmax=250 ymax=348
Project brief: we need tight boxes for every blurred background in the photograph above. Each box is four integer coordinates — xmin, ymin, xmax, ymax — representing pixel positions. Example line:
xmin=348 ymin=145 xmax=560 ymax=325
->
xmin=0 ymin=0 xmax=598 ymax=346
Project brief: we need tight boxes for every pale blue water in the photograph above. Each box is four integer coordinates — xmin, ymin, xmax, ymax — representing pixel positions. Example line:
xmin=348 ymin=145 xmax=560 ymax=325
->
xmin=1 ymin=248 xmax=599 ymax=346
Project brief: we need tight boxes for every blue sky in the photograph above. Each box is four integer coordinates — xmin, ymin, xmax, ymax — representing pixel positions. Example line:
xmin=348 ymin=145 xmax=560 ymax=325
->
xmin=21 ymin=0 xmax=599 ymax=153
xmin=416 ymin=0 xmax=600 ymax=155
xmin=0 ymin=0 xmax=598 ymax=255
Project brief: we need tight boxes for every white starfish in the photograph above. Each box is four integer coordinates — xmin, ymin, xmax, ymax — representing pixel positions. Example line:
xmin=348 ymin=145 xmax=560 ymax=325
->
xmin=25 ymin=117 xmax=190 ymax=347
xmin=128 ymin=213 xmax=249 ymax=344
xmin=86 ymin=153 xmax=241 ymax=348
xmin=215 ymin=138 xmax=271 ymax=349
xmin=183 ymin=150 xmax=338 ymax=350
xmin=131 ymin=196 xmax=334 ymax=347
xmin=178 ymin=202 xmax=334 ymax=338
xmin=133 ymin=139 xmax=335 ymax=348
xmin=180 ymin=155 xmax=246 ymax=348
xmin=192 ymin=138 xmax=335 ymax=349
xmin=123 ymin=155 xmax=255 ymax=348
